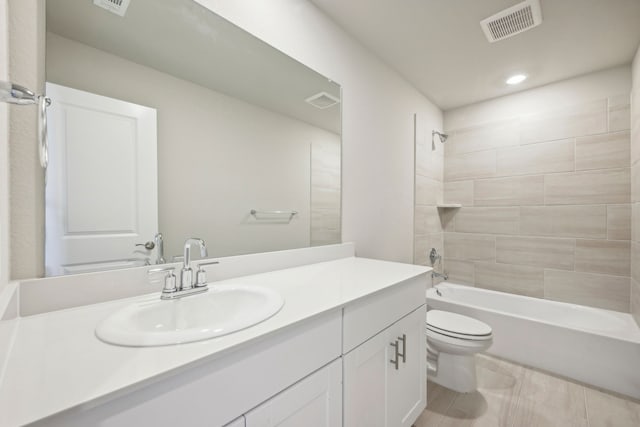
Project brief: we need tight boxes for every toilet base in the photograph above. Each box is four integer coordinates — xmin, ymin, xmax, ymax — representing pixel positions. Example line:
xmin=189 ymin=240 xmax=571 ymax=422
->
xmin=429 ymin=352 xmax=477 ymax=393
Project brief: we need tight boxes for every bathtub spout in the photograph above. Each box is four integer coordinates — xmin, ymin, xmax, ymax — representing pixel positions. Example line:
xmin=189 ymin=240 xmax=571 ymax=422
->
xmin=432 ymin=271 xmax=448 ymax=280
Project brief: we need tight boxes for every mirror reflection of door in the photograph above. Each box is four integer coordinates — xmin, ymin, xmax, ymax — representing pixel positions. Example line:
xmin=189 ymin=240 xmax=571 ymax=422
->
xmin=45 ymin=83 xmax=158 ymax=276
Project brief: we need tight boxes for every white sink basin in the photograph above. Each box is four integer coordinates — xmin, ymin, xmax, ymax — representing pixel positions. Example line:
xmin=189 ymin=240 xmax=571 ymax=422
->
xmin=95 ymin=285 xmax=284 ymax=347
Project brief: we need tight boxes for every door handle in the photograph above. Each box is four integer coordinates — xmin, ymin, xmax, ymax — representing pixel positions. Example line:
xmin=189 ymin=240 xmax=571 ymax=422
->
xmin=135 ymin=241 xmax=155 ymax=250
xmin=390 ymin=340 xmax=399 ymax=370
xmin=397 ymin=334 xmax=406 ymax=363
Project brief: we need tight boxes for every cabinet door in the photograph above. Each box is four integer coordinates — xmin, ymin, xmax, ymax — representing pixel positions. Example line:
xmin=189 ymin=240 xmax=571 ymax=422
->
xmin=343 ymin=325 xmax=394 ymax=427
xmin=343 ymin=305 xmax=427 ymax=427
xmin=244 ymin=359 xmax=342 ymax=427
xmin=224 ymin=417 xmax=246 ymax=427
xmin=387 ymin=306 xmax=427 ymax=427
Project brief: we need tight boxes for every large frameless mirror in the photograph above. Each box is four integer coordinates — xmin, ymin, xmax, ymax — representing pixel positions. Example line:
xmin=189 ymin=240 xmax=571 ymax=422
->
xmin=32 ymin=0 xmax=341 ymax=276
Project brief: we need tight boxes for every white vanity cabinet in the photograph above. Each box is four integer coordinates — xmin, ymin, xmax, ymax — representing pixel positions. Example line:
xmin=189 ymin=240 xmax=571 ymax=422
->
xmin=386 ymin=307 xmax=427 ymax=426
xmin=224 ymin=358 xmax=341 ymax=427
xmin=343 ymin=278 xmax=427 ymax=427
xmin=33 ymin=310 xmax=343 ymax=427
xmin=18 ymin=260 xmax=428 ymax=427
xmin=244 ymin=358 xmax=342 ymax=426
xmin=224 ymin=417 xmax=246 ymax=427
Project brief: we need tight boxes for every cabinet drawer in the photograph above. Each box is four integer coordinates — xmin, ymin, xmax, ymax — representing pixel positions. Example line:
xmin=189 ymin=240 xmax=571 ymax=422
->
xmin=343 ymin=274 xmax=426 ymax=353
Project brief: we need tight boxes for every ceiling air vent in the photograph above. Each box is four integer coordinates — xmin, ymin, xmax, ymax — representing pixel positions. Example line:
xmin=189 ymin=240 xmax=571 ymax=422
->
xmin=480 ymin=0 xmax=542 ymax=43
xmin=305 ymin=92 xmax=340 ymax=109
xmin=93 ymin=0 xmax=131 ymax=17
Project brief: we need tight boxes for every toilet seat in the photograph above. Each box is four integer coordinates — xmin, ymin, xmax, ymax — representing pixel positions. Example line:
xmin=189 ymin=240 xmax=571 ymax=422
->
xmin=426 ymin=310 xmax=492 ymax=341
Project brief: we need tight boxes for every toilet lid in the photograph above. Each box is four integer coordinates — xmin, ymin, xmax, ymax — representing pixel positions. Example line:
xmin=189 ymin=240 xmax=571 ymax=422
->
xmin=426 ymin=310 xmax=492 ymax=337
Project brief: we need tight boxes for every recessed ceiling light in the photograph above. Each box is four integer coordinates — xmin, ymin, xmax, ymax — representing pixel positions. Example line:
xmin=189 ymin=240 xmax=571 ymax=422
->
xmin=506 ymin=74 xmax=527 ymax=85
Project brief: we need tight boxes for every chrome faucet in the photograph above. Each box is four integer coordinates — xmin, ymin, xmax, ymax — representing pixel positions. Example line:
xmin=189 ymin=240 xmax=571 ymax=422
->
xmin=432 ymin=270 xmax=449 ymax=280
xmin=181 ymin=238 xmax=208 ymax=290
xmin=148 ymin=237 xmax=214 ymax=300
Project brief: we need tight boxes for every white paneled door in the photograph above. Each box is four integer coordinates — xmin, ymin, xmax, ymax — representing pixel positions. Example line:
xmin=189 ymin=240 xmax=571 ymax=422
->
xmin=45 ymin=83 xmax=158 ymax=276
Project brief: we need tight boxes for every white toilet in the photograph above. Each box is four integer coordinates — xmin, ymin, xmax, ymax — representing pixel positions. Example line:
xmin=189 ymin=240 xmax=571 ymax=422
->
xmin=426 ymin=310 xmax=493 ymax=393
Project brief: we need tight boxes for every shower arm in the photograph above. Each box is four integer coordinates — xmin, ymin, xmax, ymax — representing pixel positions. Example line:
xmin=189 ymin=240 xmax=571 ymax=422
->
xmin=0 ymin=80 xmax=51 ymax=169
xmin=432 ymin=130 xmax=448 ymax=143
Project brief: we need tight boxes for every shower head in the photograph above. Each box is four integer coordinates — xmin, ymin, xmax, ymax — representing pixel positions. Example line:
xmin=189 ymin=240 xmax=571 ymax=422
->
xmin=432 ymin=130 xmax=449 ymax=143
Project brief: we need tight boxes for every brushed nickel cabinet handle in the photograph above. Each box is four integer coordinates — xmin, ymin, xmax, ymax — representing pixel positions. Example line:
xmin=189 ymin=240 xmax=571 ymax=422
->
xmin=389 ymin=340 xmax=399 ymax=370
xmin=397 ymin=334 xmax=406 ymax=363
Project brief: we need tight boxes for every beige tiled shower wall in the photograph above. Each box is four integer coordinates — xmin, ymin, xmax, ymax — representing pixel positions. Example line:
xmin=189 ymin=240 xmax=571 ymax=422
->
xmin=632 ymin=46 xmax=640 ymax=325
xmin=442 ymin=93 xmax=633 ymax=312
xmin=310 ymin=137 xmax=341 ymax=246
xmin=414 ymin=114 xmax=445 ymax=280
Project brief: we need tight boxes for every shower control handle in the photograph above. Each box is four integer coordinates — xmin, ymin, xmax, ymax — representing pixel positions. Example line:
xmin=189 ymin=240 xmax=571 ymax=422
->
xmin=390 ymin=340 xmax=399 ymax=370
xmin=397 ymin=334 xmax=406 ymax=363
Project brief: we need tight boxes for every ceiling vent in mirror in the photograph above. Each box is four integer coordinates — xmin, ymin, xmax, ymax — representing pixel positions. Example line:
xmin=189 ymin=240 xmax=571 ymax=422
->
xmin=305 ymin=92 xmax=340 ymax=109
xmin=480 ymin=0 xmax=542 ymax=43
xmin=93 ymin=0 xmax=131 ymax=17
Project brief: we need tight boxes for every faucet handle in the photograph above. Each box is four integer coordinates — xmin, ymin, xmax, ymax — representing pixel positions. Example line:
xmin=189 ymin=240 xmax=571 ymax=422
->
xmin=429 ymin=248 xmax=442 ymax=266
xmin=195 ymin=261 xmax=220 ymax=287
xmin=148 ymin=266 xmax=177 ymax=294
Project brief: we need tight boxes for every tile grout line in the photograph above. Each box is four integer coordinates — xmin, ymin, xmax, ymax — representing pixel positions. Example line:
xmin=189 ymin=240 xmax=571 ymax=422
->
xmin=438 ymin=388 xmax=460 ymax=427
xmin=573 ymin=136 xmax=577 ymax=173
xmin=448 ymin=164 xmax=630 ymax=182
xmin=509 ymin=362 xmax=526 ymax=427
xmin=583 ymin=386 xmax=591 ymax=427
xmin=607 ymin=96 xmax=611 ymax=134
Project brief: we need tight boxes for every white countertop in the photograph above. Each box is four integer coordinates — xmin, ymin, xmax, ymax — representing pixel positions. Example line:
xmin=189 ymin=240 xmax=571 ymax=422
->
xmin=0 ymin=256 xmax=429 ymax=426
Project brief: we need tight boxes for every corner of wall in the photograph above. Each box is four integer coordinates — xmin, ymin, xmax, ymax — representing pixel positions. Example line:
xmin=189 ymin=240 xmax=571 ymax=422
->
xmin=413 ymin=112 xmax=445 ymax=284
xmin=7 ymin=0 xmax=46 ymax=280
xmin=0 ymin=0 xmax=9 ymax=291
xmin=631 ymin=44 xmax=640 ymax=326
xmin=194 ymin=0 xmax=443 ymax=265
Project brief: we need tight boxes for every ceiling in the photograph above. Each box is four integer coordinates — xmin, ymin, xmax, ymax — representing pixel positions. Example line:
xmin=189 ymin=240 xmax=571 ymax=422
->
xmin=46 ymin=0 xmax=341 ymax=133
xmin=310 ymin=0 xmax=640 ymax=110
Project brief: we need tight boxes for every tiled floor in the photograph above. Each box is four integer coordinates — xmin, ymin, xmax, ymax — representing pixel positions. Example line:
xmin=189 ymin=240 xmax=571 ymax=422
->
xmin=414 ymin=354 xmax=640 ymax=427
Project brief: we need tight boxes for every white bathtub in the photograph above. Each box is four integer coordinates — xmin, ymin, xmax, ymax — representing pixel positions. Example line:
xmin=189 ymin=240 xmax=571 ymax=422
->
xmin=426 ymin=282 xmax=640 ymax=399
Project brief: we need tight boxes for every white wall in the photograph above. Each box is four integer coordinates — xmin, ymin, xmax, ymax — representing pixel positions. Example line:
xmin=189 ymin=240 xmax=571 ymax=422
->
xmin=0 ymin=0 xmax=9 ymax=291
xmin=195 ymin=0 xmax=443 ymax=263
xmin=47 ymin=33 xmax=342 ymax=261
